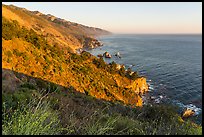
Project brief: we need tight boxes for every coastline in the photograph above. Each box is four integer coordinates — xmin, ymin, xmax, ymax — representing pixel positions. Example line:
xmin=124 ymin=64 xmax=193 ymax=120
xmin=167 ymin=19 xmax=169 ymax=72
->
xmin=84 ymin=34 xmax=202 ymax=126
xmin=2 ymin=3 xmax=202 ymax=135
xmin=76 ymin=33 xmax=112 ymax=53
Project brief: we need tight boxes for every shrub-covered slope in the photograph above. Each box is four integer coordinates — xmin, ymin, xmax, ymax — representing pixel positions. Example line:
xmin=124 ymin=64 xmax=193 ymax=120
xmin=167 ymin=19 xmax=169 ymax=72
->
xmin=2 ymin=4 xmax=111 ymax=52
xmin=2 ymin=4 xmax=202 ymax=135
xmin=2 ymin=16 xmax=147 ymax=107
xmin=2 ymin=69 xmax=202 ymax=135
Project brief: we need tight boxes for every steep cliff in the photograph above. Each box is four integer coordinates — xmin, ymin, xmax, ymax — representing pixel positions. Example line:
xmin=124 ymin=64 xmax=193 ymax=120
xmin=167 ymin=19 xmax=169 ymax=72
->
xmin=125 ymin=77 xmax=149 ymax=95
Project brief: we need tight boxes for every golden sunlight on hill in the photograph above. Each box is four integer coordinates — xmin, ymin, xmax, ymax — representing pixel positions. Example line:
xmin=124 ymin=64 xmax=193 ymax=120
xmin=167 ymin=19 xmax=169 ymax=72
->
xmin=2 ymin=4 xmax=148 ymax=107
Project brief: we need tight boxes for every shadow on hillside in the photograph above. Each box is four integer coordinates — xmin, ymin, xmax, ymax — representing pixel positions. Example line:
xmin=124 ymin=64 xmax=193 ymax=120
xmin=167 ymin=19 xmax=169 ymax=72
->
xmin=2 ymin=68 xmax=71 ymax=93
xmin=3 ymin=68 xmax=196 ymax=135
xmin=2 ymin=68 xmax=139 ymax=123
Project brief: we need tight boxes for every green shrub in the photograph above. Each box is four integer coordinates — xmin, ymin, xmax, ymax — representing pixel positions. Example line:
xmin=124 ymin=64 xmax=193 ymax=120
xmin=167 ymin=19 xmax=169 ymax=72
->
xmin=2 ymin=17 xmax=49 ymax=50
xmin=81 ymin=51 xmax=92 ymax=60
xmin=2 ymin=98 xmax=62 ymax=135
xmin=118 ymin=67 xmax=126 ymax=77
xmin=70 ymin=53 xmax=82 ymax=62
xmin=6 ymin=58 xmax=12 ymax=63
xmin=21 ymin=52 xmax=29 ymax=61
xmin=46 ymin=82 xmax=61 ymax=93
xmin=107 ymin=61 xmax=118 ymax=74
xmin=112 ymin=115 xmax=144 ymax=135
xmin=43 ymin=55 xmax=51 ymax=64
xmin=79 ymin=67 xmax=87 ymax=74
xmin=20 ymin=82 xmax=37 ymax=90
xmin=130 ymin=72 xmax=139 ymax=80
xmin=93 ymin=57 xmax=106 ymax=69
xmin=2 ymin=90 xmax=36 ymax=114
xmin=13 ymin=49 xmax=23 ymax=57
xmin=138 ymin=105 xmax=177 ymax=123
xmin=2 ymin=17 xmax=20 ymax=40
xmin=5 ymin=50 xmax=13 ymax=57
xmin=84 ymin=114 xmax=118 ymax=135
xmin=59 ymin=66 xmax=64 ymax=72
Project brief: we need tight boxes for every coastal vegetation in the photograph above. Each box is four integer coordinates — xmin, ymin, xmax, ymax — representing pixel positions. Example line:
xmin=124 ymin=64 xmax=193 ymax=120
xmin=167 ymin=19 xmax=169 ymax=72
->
xmin=2 ymin=16 xmax=145 ymax=107
xmin=2 ymin=4 xmax=202 ymax=135
xmin=2 ymin=69 xmax=202 ymax=135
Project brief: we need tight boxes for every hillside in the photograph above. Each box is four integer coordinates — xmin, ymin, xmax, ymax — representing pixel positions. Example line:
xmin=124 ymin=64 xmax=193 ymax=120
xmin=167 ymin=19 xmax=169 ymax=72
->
xmin=2 ymin=68 xmax=201 ymax=135
xmin=2 ymin=4 xmax=201 ymax=135
xmin=2 ymin=4 xmax=111 ymax=52
xmin=2 ymin=4 xmax=147 ymax=107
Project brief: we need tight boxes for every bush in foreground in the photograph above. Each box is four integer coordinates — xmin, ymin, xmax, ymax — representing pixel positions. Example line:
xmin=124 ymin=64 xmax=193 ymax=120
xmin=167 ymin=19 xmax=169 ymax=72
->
xmin=2 ymin=93 xmax=63 ymax=135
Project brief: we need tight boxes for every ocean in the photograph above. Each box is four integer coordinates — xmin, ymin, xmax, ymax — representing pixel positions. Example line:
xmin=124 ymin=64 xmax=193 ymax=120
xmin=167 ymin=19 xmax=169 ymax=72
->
xmin=88 ymin=34 xmax=202 ymax=125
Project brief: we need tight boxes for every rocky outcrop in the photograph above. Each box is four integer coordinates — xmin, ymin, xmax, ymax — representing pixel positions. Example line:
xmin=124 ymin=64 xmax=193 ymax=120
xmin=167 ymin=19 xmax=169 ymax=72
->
xmin=115 ymin=52 xmax=121 ymax=58
xmin=182 ymin=108 xmax=195 ymax=118
xmin=103 ymin=52 xmax=112 ymax=58
xmin=116 ymin=64 xmax=122 ymax=70
xmin=125 ymin=77 xmax=149 ymax=95
xmin=97 ymin=54 xmax=103 ymax=57
xmin=83 ymin=37 xmax=103 ymax=49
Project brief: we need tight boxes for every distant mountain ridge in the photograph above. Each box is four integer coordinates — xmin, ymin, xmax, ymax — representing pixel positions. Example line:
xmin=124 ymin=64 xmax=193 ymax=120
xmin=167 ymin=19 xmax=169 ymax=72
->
xmin=2 ymin=4 xmax=111 ymax=52
xmin=34 ymin=12 xmax=111 ymax=37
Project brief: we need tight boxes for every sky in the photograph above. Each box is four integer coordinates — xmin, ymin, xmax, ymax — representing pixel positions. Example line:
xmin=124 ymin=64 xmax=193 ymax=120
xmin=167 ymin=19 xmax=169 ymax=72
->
xmin=2 ymin=2 xmax=202 ymax=34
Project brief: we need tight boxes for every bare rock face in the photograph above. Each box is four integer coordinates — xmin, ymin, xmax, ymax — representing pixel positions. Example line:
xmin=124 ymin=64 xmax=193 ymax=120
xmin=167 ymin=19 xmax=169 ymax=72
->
xmin=182 ymin=108 xmax=195 ymax=118
xmin=126 ymin=77 xmax=149 ymax=95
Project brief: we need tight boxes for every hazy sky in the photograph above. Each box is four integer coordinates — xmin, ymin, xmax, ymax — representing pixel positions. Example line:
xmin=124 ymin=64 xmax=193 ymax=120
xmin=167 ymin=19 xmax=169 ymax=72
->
xmin=3 ymin=2 xmax=202 ymax=34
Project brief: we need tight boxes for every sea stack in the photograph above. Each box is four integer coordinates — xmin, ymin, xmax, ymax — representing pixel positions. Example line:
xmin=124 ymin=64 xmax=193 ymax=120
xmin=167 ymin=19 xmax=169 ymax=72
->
xmin=103 ymin=52 xmax=112 ymax=58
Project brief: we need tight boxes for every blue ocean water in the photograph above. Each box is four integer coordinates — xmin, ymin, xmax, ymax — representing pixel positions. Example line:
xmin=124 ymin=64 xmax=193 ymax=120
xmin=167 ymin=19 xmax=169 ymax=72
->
xmin=88 ymin=34 xmax=202 ymax=124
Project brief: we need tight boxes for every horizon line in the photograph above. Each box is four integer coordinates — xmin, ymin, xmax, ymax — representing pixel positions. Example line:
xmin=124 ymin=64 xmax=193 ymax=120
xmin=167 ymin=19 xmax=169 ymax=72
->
xmin=110 ymin=33 xmax=202 ymax=35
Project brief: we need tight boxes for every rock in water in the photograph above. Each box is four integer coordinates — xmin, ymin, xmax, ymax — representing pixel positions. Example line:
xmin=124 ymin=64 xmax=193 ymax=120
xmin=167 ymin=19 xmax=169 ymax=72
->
xmin=115 ymin=52 xmax=121 ymax=58
xmin=182 ymin=108 xmax=195 ymax=118
xmin=103 ymin=52 xmax=111 ymax=58
xmin=97 ymin=54 xmax=103 ymax=57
